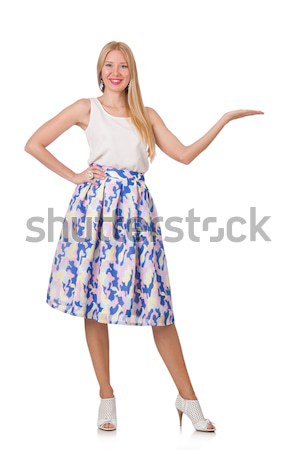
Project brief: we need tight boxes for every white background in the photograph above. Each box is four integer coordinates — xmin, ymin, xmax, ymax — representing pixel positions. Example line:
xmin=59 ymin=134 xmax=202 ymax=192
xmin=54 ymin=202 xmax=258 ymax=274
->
xmin=1 ymin=0 xmax=297 ymax=449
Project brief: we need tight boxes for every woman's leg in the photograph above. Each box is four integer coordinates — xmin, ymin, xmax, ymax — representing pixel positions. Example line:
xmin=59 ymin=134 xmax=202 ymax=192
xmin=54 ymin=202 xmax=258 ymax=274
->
xmin=84 ymin=318 xmax=115 ymax=429
xmin=151 ymin=323 xmax=214 ymax=430
xmin=151 ymin=324 xmax=197 ymax=399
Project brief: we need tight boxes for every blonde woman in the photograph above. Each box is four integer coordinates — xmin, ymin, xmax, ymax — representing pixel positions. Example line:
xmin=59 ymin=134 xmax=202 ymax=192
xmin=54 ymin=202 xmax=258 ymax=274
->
xmin=25 ymin=40 xmax=264 ymax=432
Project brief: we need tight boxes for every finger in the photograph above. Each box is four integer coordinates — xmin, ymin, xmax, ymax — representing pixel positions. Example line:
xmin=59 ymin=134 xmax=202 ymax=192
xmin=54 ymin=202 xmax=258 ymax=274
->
xmin=90 ymin=164 xmax=106 ymax=175
xmin=248 ymin=111 xmax=264 ymax=116
xmin=247 ymin=110 xmax=264 ymax=114
xmin=89 ymin=167 xmax=105 ymax=174
xmin=90 ymin=163 xmax=104 ymax=169
xmin=84 ymin=170 xmax=102 ymax=180
xmin=91 ymin=167 xmax=106 ymax=176
xmin=90 ymin=170 xmax=107 ymax=179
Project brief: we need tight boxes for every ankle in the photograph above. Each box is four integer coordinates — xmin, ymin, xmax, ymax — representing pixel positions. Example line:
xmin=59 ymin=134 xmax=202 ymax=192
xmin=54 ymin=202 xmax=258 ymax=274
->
xmin=179 ymin=391 xmax=197 ymax=400
xmin=99 ymin=387 xmax=114 ymax=398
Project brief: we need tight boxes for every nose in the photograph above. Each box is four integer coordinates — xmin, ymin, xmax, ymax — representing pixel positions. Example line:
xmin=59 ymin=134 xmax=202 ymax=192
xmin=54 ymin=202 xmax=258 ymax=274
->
xmin=113 ymin=66 xmax=124 ymax=76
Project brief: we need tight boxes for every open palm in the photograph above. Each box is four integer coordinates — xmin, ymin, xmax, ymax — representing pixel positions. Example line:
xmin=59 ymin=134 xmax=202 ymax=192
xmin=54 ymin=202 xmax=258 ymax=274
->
xmin=224 ymin=109 xmax=264 ymax=122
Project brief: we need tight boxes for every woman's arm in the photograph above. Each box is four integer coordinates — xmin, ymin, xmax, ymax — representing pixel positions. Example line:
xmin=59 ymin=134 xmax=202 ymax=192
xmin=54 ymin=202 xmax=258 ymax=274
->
xmin=146 ymin=107 xmax=264 ymax=164
xmin=24 ymin=98 xmax=90 ymax=183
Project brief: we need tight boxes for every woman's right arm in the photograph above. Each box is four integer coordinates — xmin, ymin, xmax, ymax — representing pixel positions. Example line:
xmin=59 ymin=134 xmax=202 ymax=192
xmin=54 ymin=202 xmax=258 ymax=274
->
xmin=24 ymin=98 xmax=96 ymax=184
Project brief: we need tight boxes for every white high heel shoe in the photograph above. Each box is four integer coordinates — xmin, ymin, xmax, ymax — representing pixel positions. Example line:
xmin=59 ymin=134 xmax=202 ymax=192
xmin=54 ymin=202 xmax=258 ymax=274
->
xmin=175 ymin=393 xmax=216 ymax=432
xmin=97 ymin=396 xmax=117 ymax=431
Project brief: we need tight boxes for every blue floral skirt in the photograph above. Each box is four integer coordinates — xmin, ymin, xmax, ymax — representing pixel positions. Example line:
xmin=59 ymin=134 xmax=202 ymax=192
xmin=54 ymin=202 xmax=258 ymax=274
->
xmin=46 ymin=164 xmax=175 ymax=326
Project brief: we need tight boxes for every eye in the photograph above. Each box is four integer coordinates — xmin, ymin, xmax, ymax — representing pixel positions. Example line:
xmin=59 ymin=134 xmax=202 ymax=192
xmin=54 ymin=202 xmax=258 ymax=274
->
xmin=105 ymin=64 xmax=128 ymax=68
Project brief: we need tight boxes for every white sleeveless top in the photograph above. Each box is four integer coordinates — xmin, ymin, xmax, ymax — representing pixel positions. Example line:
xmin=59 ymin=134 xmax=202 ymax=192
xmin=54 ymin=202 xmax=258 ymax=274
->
xmin=84 ymin=97 xmax=150 ymax=173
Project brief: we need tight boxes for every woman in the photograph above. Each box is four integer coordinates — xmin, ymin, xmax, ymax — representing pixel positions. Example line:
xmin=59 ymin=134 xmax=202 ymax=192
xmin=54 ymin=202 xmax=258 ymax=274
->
xmin=24 ymin=40 xmax=264 ymax=432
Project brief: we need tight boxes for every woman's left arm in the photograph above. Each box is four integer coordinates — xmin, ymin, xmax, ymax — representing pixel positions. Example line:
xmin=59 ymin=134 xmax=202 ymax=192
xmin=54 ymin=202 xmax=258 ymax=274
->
xmin=146 ymin=107 xmax=264 ymax=164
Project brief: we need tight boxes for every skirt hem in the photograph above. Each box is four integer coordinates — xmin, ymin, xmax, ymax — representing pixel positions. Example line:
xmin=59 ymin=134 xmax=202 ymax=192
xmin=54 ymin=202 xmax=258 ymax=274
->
xmin=46 ymin=301 xmax=175 ymax=327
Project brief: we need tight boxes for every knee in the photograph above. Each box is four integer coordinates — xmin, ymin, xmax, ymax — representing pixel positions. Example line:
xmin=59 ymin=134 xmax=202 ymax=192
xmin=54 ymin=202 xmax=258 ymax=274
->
xmin=152 ymin=323 xmax=174 ymax=336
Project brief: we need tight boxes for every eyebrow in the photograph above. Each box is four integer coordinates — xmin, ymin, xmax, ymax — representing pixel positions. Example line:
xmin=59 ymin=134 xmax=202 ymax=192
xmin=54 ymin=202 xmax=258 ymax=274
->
xmin=105 ymin=61 xmax=127 ymax=64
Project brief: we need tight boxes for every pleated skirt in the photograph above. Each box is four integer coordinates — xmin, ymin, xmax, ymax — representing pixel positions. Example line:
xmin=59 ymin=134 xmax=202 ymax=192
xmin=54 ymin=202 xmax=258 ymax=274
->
xmin=46 ymin=163 xmax=175 ymax=326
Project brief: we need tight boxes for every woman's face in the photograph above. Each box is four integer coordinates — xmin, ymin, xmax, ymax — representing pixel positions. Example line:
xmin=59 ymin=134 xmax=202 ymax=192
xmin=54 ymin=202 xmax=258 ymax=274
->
xmin=101 ymin=50 xmax=130 ymax=92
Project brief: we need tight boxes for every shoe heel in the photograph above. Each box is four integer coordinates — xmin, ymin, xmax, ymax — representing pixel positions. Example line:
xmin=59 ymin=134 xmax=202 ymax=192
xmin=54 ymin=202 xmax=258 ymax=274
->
xmin=176 ymin=407 xmax=183 ymax=426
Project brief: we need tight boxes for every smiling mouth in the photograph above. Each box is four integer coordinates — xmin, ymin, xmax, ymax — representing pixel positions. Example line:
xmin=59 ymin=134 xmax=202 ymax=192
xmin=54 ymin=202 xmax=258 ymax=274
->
xmin=109 ymin=79 xmax=123 ymax=84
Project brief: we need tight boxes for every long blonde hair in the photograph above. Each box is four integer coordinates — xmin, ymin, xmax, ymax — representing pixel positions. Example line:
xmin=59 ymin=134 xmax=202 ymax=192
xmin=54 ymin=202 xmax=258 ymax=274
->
xmin=96 ymin=41 xmax=156 ymax=163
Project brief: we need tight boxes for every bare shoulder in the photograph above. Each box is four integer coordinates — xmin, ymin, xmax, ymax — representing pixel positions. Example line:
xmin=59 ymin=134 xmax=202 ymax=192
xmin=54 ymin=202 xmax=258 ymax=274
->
xmin=50 ymin=97 xmax=91 ymax=126
xmin=44 ymin=97 xmax=91 ymax=131
xmin=72 ymin=97 xmax=91 ymax=117
xmin=74 ymin=97 xmax=91 ymax=109
xmin=144 ymin=106 xmax=166 ymax=128
xmin=71 ymin=98 xmax=91 ymax=130
xmin=57 ymin=97 xmax=90 ymax=115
